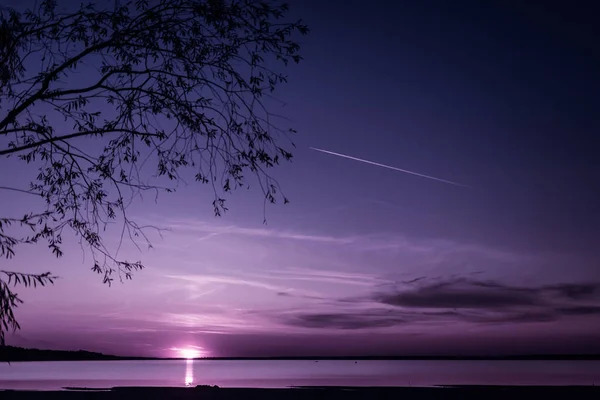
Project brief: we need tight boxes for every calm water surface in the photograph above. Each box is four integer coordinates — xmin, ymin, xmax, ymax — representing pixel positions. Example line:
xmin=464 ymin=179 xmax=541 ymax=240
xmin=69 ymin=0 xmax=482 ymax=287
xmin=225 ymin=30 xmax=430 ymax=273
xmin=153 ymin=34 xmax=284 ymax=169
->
xmin=1 ymin=360 xmax=599 ymax=390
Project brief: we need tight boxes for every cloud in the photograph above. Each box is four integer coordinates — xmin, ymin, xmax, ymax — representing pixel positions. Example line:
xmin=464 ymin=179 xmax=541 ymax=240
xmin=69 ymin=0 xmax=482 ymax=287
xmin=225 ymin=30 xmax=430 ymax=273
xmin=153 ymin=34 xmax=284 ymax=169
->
xmin=166 ymin=273 xmax=282 ymax=291
xmin=274 ymin=278 xmax=600 ymax=331
xmin=277 ymin=308 xmax=559 ymax=330
xmin=545 ymin=283 xmax=599 ymax=300
xmin=145 ymin=216 xmax=531 ymax=265
xmin=284 ymin=311 xmax=405 ymax=330
xmin=458 ymin=311 xmax=557 ymax=324
xmin=164 ymin=273 xmax=328 ymax=299
xmin=376 ymin=279 xmax=600 ymax=310
xmin=555 ymin=306 xmax=600 ymax=315
xmin=160 ymin=219 xmax=358 ymax=245
xmin=377 ymin=279 xmax=539 ymax=309
xmin=128 ymin=216 xmax=600 ymax=337
xmin=159 ymin=312 xmax=257 ymax=331
xmin=373 ymin=278 xmax=600 ymax=325
xmin=263 ymin=267 xmax=388 ymax=287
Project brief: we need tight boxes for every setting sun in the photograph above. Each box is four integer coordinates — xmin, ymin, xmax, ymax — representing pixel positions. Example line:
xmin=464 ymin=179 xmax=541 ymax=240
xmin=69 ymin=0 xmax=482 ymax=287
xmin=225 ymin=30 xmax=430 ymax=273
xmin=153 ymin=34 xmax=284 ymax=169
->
xmin=179 ymin=348 xmax=201 ymax=359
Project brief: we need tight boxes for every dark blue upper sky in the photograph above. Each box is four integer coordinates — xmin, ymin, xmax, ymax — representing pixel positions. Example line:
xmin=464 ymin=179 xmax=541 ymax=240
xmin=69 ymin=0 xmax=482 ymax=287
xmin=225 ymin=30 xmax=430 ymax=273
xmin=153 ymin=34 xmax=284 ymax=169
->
xmin=279 ymin=0 xmax=599 ymax=254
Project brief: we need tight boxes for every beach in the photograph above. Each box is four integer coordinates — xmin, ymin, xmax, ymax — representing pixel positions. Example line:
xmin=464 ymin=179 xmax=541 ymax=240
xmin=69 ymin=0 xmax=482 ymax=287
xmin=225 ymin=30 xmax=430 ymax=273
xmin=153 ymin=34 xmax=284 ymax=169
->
xmin=2 ymin=386 xmax=600 ymax=400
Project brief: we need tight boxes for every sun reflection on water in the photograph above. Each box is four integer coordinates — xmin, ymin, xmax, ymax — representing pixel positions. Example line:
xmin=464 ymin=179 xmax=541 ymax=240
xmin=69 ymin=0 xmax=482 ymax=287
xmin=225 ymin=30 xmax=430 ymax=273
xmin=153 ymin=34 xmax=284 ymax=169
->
xmin=184 ymin=359 xmax=194 ymax=387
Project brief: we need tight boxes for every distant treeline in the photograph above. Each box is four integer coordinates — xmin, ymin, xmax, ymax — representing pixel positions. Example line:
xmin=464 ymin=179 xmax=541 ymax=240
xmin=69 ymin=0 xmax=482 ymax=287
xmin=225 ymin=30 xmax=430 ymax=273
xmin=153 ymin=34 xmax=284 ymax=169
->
xmin=198 ymin=355 xmax=600 ymax=361
xmin=0 ymin=346 xmax=146 ymax=362
xmin=2 ymin=346 xmax=600 ymax=362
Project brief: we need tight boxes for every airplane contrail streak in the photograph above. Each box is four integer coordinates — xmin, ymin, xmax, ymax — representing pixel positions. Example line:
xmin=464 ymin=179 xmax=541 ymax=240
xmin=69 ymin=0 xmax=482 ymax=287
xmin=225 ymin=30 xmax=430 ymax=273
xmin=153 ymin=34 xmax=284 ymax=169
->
xmin=310 ymin=147 xmax=469 ymax=188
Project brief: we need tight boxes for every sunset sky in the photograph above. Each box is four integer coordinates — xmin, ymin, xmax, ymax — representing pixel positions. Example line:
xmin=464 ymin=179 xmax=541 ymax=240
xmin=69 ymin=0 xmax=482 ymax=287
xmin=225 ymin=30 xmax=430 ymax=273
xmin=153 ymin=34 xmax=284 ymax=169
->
xmin=2 ymin=0 xmax=599 ymax=357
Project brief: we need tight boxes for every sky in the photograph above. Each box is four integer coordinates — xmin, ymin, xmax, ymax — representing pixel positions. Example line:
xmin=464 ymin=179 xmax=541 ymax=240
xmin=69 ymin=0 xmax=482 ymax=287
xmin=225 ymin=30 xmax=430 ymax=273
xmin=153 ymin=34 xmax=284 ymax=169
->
xmin=1 ymin=0 xmax=600 ymax=357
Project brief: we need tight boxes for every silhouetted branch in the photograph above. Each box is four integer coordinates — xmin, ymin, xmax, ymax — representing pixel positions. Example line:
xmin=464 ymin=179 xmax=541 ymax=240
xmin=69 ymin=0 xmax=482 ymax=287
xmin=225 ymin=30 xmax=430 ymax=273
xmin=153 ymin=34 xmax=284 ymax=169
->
xmin=0 ymin=0 xmax=307 ymax=342
xmin=0 ymin=270 xmax=57 ymax=345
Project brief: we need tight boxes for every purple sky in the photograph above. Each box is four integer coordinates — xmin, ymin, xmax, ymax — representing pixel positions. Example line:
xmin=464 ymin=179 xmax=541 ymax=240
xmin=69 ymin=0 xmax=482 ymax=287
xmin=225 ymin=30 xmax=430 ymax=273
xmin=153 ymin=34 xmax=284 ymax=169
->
xmin=2 ymin=0 xmax=600 ymax=357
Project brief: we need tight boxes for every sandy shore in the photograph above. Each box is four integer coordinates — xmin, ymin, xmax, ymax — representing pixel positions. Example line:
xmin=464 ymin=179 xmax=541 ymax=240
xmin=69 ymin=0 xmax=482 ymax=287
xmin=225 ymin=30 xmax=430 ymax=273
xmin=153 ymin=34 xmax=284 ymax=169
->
xmin=2 ymin=386 xmax=600 ymax=400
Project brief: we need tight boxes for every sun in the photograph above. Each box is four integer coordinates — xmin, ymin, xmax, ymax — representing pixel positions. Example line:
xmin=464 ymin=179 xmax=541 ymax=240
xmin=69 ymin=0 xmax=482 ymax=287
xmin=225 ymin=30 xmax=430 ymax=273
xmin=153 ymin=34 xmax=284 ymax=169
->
xmin=171 ymin=345 xmax=204 ymax=359
xmin=179 ymin=348 xmax=201 ymax=359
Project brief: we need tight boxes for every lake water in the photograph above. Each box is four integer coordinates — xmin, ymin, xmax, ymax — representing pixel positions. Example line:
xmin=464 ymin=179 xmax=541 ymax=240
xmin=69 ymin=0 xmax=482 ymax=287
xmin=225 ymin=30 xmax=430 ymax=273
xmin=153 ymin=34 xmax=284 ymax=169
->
xmin=1 ymin=360 xmax=599 ymax=390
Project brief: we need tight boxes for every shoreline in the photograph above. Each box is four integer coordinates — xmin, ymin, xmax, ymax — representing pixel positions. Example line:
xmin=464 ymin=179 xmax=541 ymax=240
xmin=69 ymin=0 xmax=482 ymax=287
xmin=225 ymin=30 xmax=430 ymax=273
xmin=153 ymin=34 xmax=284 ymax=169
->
xmin=5 ymin=355 xmax=600 ymax=362
xmin=5 ymin=347 xmax=600 ymax=363
xmin=2 ymin=385 xmax=600 ymax=399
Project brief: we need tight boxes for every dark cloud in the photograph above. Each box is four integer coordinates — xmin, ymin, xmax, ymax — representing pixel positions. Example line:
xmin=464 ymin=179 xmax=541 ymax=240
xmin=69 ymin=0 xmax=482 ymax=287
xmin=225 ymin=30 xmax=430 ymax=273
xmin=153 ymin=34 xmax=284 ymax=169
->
xmin=460 ymin=311 xmax=557 ymax=324
xmin=376 ymin=279 xmax=600 ymax=310
xmin=279 ymin=307 xmax=560 ymax=330
xmin=275 ymin=278 xmax=600 ymax=331
xmin=377 ymin=279 xmax=538 ymax=309
xmin=285 ymin=311 xmax=406 ymax=330
xmin=555 ymin=306 xmax=600 ymax=315
xmin=419 ymin=309 xmax=557 ymax=324
xmin=402 ymin=276 xmax=427 ymax=285
xmin=276 ymin=291 xmax=328 ymax=301
xmin=544 ymin=283 xmax=599 ymax=300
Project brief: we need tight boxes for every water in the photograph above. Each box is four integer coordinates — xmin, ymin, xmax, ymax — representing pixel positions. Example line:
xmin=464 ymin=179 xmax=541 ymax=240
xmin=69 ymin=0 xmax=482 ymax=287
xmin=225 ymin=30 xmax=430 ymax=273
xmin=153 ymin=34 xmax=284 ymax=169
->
xmin=1 ymin=360 xmax=599 ymax=390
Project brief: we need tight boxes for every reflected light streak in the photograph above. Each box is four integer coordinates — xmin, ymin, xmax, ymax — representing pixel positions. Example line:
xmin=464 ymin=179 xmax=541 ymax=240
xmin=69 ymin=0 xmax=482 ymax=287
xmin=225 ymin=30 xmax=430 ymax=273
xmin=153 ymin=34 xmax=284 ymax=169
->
xmin=184 ymin=359 xmax=194 ymax=387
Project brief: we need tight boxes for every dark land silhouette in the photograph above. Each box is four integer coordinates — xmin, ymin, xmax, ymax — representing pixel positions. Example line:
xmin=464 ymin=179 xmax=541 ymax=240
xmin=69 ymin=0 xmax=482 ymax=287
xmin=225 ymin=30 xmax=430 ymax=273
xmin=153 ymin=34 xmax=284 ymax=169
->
xmin=2 ymin=346 xmax=600 ymax=362
xmin=0 ymin=346 xmax=147 ymax=362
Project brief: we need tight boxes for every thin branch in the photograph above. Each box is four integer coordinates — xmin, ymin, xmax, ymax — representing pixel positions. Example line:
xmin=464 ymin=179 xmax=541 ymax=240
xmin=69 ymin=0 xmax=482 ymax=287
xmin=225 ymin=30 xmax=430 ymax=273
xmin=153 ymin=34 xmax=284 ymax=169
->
xmin=0 ymin=129 xmax=163 ymax=156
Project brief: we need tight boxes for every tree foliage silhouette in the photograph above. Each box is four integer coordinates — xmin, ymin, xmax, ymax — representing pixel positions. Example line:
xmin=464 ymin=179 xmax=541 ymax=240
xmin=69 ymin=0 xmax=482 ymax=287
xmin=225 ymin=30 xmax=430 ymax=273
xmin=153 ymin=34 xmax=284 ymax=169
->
xmin=0 ymin=0 xmax=307 ymax=345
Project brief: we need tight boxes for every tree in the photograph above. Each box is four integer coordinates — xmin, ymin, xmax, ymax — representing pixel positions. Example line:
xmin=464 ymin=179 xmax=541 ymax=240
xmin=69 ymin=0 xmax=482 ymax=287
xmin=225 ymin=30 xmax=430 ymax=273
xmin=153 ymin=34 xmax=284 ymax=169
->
xmin=0 ymin=0 xmax=307 ymax=345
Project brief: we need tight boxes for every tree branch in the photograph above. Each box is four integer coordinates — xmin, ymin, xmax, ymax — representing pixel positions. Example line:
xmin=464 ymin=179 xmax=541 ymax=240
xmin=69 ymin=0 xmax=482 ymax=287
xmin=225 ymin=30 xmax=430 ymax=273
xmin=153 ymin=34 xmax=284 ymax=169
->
xmin=0 ymin=129 xmax=163 ymax=156
xmin=0 ymin=39 xmax=114 ymax=131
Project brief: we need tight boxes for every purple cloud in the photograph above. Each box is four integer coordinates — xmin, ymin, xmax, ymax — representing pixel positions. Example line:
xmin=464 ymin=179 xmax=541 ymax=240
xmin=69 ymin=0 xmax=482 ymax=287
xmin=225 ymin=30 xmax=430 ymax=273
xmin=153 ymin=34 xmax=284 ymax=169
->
xmin=273 ymin=278 xmax=600 ymax=330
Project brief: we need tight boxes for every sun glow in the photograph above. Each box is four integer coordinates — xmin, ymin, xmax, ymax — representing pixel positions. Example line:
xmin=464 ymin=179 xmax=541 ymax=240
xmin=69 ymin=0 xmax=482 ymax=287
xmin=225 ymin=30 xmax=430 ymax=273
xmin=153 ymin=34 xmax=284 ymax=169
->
xmin=179 ymin=348 xmax=201 ymax=359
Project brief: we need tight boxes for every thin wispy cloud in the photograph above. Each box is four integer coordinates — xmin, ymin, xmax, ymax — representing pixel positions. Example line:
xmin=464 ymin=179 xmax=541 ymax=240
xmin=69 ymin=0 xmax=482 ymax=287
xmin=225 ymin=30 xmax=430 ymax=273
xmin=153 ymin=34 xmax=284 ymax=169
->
xmin=162 ymin=272 xmax=330 ymax=300
xmin=140 ymin=216 xmax=546 ymax=299
xmin=263 ymin=267 xmax=389 ymax=287
xmin=164 ymin=273 xmax=289 ymax=293
xmin=162 ymin=219 xmax=358 ymax=244
xmin=160 ymin=312 xmax=257 ymax=330
xmin=148 ymin=217 xmax=529 ymax=263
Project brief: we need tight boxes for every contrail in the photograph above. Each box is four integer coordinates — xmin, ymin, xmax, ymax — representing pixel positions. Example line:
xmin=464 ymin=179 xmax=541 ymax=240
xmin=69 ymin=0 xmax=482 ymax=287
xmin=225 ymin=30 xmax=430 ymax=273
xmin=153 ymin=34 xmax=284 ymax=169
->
xmin=310 ymin=147 xmax=468 ymax=188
